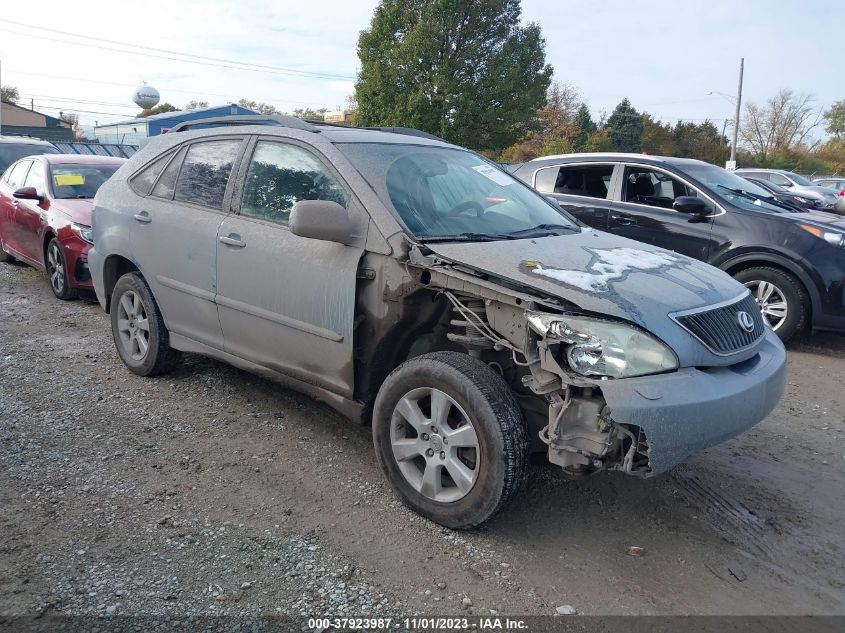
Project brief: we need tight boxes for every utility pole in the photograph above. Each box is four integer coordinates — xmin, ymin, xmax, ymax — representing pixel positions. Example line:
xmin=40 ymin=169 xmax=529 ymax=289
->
xmin=729 ymin=57 xmax=744 ymax=169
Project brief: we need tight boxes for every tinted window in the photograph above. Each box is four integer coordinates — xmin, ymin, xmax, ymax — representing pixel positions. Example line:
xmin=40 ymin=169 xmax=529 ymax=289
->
xmin=0 ymin=143 xmax=59 ymax=174
xmin=5 ymin=160 xmax=32 ymax=189
xmin=241 ymin=141 xmax=347 ymax=224
xmin=623 ymin=167 xmax=698 ymax=209
xmin=534 ymin=164 xmax=613 ymax=199
xmin=769 ymin=173 xmax=791 ymax=187
xmin=50 ymin=164 xmax=122 ymax=199
xmin=174 ymin=140 xmax=242 ymax=209
xmin=23 ymin=162 xmax=47 ymax=196
xmin=131 ymin=150 xmax=175 ymax=196
xmin=151 ymin=146 xmax=186 ymax=200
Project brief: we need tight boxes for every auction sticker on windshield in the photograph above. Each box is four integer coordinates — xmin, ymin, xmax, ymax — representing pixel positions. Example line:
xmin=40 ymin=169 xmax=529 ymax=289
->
xmin=54 ymin=173 xmax=85 ymax=186
xmin=472 ymin=164 xmax=514 ymax=186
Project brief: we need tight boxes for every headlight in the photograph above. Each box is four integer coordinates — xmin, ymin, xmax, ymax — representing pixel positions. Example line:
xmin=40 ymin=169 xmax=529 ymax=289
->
xmin=70 ymin=223 xmax=94 ymax=244
xmin=800 ymin=223 xmax=845 ymax=247
xmin=526 ymin=313 xmax=678 ymax=378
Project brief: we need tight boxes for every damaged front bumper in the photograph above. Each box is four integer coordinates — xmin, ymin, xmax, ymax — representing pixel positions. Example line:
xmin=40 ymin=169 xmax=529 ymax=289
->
xmin=540 ymin=328 xmax=786 ymax=476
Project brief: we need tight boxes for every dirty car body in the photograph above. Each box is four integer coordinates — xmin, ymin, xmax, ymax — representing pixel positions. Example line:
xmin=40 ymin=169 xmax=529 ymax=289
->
xmin=88 ymin=119 xmax=786 ymax=527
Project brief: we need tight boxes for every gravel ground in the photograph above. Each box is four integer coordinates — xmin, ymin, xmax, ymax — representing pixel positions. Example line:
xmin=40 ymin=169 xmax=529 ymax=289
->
xmin=1 ymin=260 xmax=844 ymax=622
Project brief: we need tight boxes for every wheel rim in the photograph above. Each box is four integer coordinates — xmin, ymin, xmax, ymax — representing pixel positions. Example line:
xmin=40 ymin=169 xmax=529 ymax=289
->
xmin=46 ymin=242 xmax=65 ymax=294
xmin=116 ymin=290 xmax=151 ymax=361
xmin=389 ymin=387 xmax=480 ymax=503
xmin=744 ymin=280 xmax=788 ymax=331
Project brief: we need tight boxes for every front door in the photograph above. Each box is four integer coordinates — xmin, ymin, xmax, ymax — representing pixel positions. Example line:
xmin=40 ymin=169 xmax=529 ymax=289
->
xmin=130 ymin=137 xmax=246 ymax=350
xmin=531 ymin=162 xmax=617 ymax=229
xmin=607 ymin=164 xmax=719 ymax=261
xmin=14 ymin=160 xmax=50 ymax=264
xmin=215 ymin=138 xmax=365 ymax=397
xmin=0 ymin=160 xmax=32 ymax=255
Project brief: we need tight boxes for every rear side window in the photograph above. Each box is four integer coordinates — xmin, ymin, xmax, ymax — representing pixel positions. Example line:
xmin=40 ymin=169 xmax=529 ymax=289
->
xmin=152 ymin=146 xmax=186 ymax=200
xmin=534 ymin=164 xmax=614 ymax=200
xmin=174 ymin=140 xmax=242 ymax=210
xmin=130 ymin=150 xmax=176 ymax=196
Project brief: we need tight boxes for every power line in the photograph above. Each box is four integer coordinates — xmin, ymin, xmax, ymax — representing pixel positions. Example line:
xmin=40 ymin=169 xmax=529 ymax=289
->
xmin=0 ymin=19 xmax=355 ymax=81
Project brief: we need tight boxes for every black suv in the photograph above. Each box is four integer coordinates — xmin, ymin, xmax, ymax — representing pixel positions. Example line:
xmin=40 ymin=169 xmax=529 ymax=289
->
xmin=512 ymin=153 xmax=845 ymax=341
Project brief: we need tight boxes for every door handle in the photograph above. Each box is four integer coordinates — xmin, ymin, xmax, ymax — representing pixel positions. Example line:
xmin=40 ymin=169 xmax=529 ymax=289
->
xmin=611 ymin=214 xmax=635 ymax=226
xmin=219 ymin=234 xmax=246 ymax=248
xmin=133 ymin=212 xmax=152 ymax=223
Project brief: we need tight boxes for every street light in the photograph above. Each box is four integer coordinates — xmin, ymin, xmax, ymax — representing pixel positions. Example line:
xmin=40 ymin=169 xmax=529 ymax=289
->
xmin=706 ymin=57 xmax=744 ymax=169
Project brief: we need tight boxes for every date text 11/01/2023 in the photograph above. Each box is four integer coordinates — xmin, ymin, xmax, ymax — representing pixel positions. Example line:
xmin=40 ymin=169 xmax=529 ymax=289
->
xmin=307 ymin=617 xmax=529 ymax=630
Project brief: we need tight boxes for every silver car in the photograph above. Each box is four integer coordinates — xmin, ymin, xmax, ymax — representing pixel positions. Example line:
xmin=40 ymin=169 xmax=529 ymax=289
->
xmin=735 ymin=168 xmax=840 ymax=210
xmin=88 ymin=118 xmax=787 ymax=528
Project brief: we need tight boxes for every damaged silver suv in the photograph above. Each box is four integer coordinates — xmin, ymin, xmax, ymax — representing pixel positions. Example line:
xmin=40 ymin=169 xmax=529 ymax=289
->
xmin=88 ymin=117 xmax=787 ymax=528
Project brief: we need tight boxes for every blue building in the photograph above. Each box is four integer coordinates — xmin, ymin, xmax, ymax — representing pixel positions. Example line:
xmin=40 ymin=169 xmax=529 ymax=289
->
xmin=94 ymin=103 xmax=259 ymax=145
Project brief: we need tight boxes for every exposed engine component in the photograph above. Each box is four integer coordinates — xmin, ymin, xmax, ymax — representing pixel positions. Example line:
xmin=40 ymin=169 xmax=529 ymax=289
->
xmin=447 ymin=296 xmax=494 ymax=350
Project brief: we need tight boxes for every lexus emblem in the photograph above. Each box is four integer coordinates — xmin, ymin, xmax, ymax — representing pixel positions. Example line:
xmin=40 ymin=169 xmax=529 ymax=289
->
xmin=737 ymin=311 xmax=755 ymax=333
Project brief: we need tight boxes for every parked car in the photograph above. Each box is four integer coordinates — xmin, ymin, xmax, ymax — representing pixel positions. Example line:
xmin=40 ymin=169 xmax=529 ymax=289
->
xmin=813 ymin=177 xmax=845 ymax=195
xmin=88 ymin=119 xmax=786 ymax=528
xmin=735 ymin=168 xmax=840 ymax=211
xmin=0 ymin=154 xmax=126 ymax=299
xmin=512 ymin=154 xmax=845 ymax=342
xmin=740 ymin=176 xmax=816 ymax=211
xmin=0 ymin=135 xmax=59 ymax=174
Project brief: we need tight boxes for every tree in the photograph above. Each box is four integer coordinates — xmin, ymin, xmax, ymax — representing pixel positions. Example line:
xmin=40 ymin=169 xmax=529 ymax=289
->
xmin=237 ymin=99 xmax=281 ymax=116
xmin=740 ymin=89 xmax=820 ymax=160
xmin=185 ymin=100 xmax=209 ymax=110
xmin=572 ymin=104 xmax=597 ymax=152
xmin=138 ymin=103 xmax=178 ymax=117
xmin=292 ymin=107 xmax=329 ymax=120
xmin=583 ymin=128 xmax=614 ymax=152
xmin=605 ymin=98 xmax=643 ymax=152
xmin=640 ymin=114 xmax=675 ymax=156
xmin=1 ymin=84 xmax=20 ymax=104
xmin=673 ymin=120 xmax=728 ymax=164
xmin=822 ymin=100 xmax=845 ymax=141
xmin=355 ymin=0 xmax=553 ymax=153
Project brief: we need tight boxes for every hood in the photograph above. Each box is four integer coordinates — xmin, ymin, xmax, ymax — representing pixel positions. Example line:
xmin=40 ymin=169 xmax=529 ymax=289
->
xmin=47 ymin=198 xmax=94 ymax=225
xmin=428 ymin=229 xmax=751 ymax=366
xmin=793 ymin=185 xmax=840 ymax=200
xmin=785 ymin=209 xmax=845 ymax=228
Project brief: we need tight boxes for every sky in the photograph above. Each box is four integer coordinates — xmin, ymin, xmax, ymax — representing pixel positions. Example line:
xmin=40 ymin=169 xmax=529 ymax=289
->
xmin=0 ymin=0 xmax=841 ymax=134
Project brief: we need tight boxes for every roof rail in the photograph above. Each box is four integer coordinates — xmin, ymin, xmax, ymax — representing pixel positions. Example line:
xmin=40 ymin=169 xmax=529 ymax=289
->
xmin=365 ymin=127 xmax=446 ymax=142
xmin=167 ymin=114 xmax=318 ymax=134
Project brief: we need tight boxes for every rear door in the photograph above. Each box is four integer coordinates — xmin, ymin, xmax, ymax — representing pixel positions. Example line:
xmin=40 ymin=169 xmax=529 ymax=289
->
xmin=529 ymin=162 xmax=618 ymax=229
xmin=215 ymin=136 xmax=365 ymax=397
xmin=129 ymin=137 xmax=246 ymax=351
xmin=607 ymin=163 xmax=721 ymax=261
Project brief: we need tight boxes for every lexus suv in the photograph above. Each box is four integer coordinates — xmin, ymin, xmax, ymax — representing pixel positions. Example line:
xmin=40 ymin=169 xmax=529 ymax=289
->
xmin=88 ymin=118 xmax=786 ymax=528
xmin=513 ymin=154 xmax=845 ymax=342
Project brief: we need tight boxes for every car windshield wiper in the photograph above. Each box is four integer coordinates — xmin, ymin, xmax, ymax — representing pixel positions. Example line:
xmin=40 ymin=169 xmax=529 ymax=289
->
xmin=418 ymin=232 xmax=520 ymax=243
xmin=716 ymin=185 xmax=802 ymax=212
xmin=505 ymin=223 xmax=579 ymax=237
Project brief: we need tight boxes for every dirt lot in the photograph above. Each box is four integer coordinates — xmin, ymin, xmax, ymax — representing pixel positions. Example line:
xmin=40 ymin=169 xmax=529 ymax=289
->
xmin=1 ymin=259 xmax=844 ymax=619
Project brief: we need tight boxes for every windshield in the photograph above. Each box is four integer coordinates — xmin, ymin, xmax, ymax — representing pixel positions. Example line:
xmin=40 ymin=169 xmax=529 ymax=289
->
xmin=49 ymin=164 xmax=121 ymax=199
xmin=336 ymin=143 xmax=578 ymax=239
xmin=785 ymin=172 xmax=814 ymax=186
xmin=681 ymin=162 xmax=791 ymax=213
xmin=0 ymin=144 xmax=59 ymax=174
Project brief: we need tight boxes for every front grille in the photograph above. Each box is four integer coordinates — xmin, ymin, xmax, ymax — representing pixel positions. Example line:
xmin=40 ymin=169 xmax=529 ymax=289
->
xmin=672 ymin=293 xmax=765 ymax=356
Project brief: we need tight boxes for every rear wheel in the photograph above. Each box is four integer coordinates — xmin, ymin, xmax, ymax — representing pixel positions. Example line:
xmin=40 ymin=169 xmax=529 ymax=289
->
xmin=110 ymin=272 xmax=181 ymax=376
xmin=372 ymin=352 xmax=529 ymax=529
xmin=734 ymin=266 xmax=807 ymax=342
xmin=46 ymin=238 xmax=77 ymax=300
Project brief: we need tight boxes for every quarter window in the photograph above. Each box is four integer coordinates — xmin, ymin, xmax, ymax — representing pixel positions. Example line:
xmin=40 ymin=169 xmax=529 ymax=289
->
xmin=623 ymin=167 xmax=699 ymax=209
xmin=240 ymin=141 xmax=347 ymax=224
xmin=151 ymin=146 xmax=186 ymax=200
xmin=23 ymin=162 xmax=46 ymax=196
xmin=174 ymin=140 xmax=242 ymax=210
xmin=534 ymin=164 xmax=613 ymax=199
xmin=6 ymin=160 xmax=32 ymax=189
xmin=131 ymin=149 xmax=176 ymax=196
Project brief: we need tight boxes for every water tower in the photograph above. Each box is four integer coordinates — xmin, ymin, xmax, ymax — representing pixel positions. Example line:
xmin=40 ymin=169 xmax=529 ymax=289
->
xmin=132 ymin=82 xmax=160 ymax=109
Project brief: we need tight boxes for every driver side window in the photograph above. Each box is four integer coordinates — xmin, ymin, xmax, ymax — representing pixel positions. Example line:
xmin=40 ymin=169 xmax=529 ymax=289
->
xmin=769 ymin=173 xmax=791 ymax=187
xmin=23 ymin=162 xmax=46 ymax=196
xmin=623 ymin=167 xmax=698 ymax=210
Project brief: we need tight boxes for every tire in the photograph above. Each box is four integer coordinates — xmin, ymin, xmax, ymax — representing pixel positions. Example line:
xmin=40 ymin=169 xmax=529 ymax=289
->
xmin=372 ymin=351 xmax=529 ymax=529
xmin=110 ymin=272 xmax=181 ymax=376
xmin=0 ymin=234 xmax=13 ymax=263
xmin=45 ymin=237 xmax=78 ymax=300
xmin=733 ymin=266 xmax=807 ymax=343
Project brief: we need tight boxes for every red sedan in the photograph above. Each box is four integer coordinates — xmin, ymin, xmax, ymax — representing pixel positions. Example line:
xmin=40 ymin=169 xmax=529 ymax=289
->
xmin=0 ymin=154 xmax=125 ymax=299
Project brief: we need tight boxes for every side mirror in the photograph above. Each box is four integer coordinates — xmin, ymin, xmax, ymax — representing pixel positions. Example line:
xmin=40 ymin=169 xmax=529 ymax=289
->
xmin=289 ymin=200 xmax=353 ymax=244
xmin=13 ymin=186 xmax=43 ymax=201
xmin=673 ymin=196 xmax=707 ymax=215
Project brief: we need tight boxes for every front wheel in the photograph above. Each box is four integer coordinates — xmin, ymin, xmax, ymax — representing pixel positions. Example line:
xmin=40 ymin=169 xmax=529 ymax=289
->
xmin=110 ymin=272 xmax=181 ymax=376
xmin=46 ymin=238 xmax=77 ymax=300
xmin=0 ymin=234 xmax=13 ymax=263
xmin=734 ymin=267 xmax=807 ymax=343
xmin=372 ymin=352 xmax=529 ymax=529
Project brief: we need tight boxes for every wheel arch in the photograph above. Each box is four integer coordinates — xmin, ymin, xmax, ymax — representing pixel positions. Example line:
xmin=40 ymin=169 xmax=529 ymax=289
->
xmin=101 ymin=254 xmax=141 ymax=313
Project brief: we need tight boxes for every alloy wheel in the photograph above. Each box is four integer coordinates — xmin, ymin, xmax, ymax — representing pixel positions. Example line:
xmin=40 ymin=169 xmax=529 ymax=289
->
xmin=744 ymin=280 xmax=788 ymax=331
xmin=46 ymin=242 xmax=66 ymax=295
xmin=390 ymin=387 xmax=480 ymax=503
xmin=116 ymin=290 xmax=151 ymax=361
